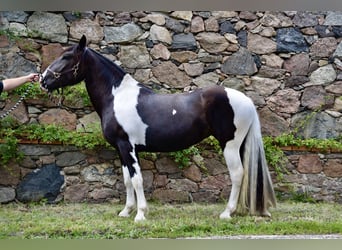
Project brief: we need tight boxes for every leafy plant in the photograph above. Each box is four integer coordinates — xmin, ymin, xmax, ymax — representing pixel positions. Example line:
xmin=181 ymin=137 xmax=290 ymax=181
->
xmin=0 ymin=131 xmax=24 ymax=165
xmin=263 ymin=136 xmax=289 ymax=182
xmin=169 ymin=146 xmax=201 ymax=169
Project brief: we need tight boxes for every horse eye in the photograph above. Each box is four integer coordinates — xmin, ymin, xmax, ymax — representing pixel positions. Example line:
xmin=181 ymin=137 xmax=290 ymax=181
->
xmin=62 ymin=54 xmax=72 ymax=60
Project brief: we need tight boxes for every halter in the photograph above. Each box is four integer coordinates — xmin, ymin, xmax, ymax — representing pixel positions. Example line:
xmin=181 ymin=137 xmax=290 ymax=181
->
xmin=46 ymin=61 xmax=80 ymax=80
xmin=45 ymin=48 xmax=88 ymax=80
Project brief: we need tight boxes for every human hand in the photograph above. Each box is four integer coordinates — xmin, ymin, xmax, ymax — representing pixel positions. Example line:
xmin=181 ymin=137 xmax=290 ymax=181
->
xmin=27 ymin=73 xmax=40 ymax=82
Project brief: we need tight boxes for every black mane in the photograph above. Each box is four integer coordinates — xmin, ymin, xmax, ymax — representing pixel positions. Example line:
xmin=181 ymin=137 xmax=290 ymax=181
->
xmin=85 ymin=48 xmax=126 ymax=89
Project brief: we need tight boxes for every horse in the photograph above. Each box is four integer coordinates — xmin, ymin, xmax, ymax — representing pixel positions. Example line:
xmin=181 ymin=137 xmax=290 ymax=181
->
xmin=40 ymin=35 xmax=276 ymax=222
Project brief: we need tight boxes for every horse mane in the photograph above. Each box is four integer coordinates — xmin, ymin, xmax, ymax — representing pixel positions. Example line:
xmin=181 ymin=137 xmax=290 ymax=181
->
xmin=85 ymin=47 xmax=127 ymax=89
xmin=80 ymin=45 xmax=155 ymax=95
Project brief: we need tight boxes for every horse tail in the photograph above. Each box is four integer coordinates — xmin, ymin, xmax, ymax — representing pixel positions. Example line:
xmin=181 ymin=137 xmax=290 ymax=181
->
xmin=237 ymin=107 xmax=276 ymax=215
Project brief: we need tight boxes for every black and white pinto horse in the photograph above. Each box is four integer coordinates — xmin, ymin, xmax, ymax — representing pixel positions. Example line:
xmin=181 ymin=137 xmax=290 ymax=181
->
xmin=40 ymin=35 xmax=276 ymax=222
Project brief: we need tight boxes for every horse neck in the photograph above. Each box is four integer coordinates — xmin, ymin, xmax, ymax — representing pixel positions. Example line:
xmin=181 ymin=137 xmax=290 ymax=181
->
xmin=83 ymin=49 xmax=126 ymax=117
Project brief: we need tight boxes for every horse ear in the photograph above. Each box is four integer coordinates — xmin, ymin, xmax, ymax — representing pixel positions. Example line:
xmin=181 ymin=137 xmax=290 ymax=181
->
xmin=78 ymin=35 xmax=87 ymax=51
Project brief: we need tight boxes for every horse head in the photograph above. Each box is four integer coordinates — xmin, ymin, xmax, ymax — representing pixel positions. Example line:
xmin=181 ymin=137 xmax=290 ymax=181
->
xmin=40 ymin=35 xmax=87 ymax=92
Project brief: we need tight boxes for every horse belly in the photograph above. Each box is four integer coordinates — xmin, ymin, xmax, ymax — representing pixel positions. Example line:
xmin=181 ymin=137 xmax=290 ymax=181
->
xmin=142 ymin=118 xmax=210 ymax=152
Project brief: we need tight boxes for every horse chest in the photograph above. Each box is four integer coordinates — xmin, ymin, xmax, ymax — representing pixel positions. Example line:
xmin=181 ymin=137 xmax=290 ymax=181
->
xmin=112 ymin=83 xmax=148 ymax=146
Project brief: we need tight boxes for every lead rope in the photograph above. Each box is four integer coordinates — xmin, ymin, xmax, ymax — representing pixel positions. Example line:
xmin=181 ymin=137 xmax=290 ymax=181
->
xmin=0 ymin=81 xmax=35 ymax=119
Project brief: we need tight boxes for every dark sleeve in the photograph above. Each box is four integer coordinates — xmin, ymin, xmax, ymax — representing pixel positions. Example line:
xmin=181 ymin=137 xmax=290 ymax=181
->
xmin=0 ymin=81 xmax=3 ymax=95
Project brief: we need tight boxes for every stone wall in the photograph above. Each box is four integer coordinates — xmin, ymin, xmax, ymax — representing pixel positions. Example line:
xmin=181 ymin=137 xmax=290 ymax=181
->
xmin=0 ymin=142 xmax=341 ymax=204
xmin=0 ymin=11 xmax=342 ymax=204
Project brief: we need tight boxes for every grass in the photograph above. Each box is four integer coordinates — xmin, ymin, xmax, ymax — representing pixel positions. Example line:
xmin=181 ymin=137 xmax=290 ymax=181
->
xmin=0 ymin=201 xmax=341 ymax=239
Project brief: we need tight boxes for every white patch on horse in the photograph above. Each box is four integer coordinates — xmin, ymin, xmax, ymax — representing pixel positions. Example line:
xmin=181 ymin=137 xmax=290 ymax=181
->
xmin=112 ymin=74 xmax=148 ymax=146
xmin=172 ymin=109 xmax=177 ymax=115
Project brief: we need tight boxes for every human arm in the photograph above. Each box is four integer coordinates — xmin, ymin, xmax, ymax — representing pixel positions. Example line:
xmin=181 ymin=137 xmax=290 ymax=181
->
xmin=2 ymin=73 xmax=39 ymax=92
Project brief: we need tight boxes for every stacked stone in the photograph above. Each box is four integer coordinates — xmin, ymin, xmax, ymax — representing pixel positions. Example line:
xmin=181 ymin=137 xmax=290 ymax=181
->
xmin=1 ymin=11 xmax=342 ymax=204
xmin=1 ymin=11 xmax=341 ymax=138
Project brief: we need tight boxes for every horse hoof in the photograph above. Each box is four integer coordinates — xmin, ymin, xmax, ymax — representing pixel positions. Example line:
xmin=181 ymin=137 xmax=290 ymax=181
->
xmin=262 ymin=210 xmax=271 ymax=217
xmin=134 ymin=214 xmax=146 ymax=222
xmin=118 ymin=210 xmax=131 ymax=218
xmin=219 ymin=212 xmax=232 ymax=220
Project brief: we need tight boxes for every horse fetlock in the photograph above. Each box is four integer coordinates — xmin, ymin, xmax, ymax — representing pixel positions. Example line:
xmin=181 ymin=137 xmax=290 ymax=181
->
xmin=118 ymin=205 xmax=135 ymax=217
xmin=134 ymin=210 xmax=147 ymax=222
xmin=261 ymin=209 xmax=272 ymax=217
xmin=219 ymin=210 xmax=232 ymax=220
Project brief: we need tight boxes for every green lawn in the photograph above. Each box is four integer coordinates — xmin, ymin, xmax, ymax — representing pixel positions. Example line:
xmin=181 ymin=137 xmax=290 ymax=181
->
xmin=0 ymin=201 xmax=341 ymax=239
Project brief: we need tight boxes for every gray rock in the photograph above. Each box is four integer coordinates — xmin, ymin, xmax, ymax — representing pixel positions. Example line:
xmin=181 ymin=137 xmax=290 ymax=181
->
xmin=171 ymin=11 xmax=193 ymax=22
xmin=81 ymin=163 xmax=116 ymax=186
xmin=291 ymin=111 xmax=341 ymax=139
xmin=1 ymin=11 xmax=29 ymax=23
xmin=301 ymin=86 xmax=334 ymax=110
xmin=259 ymin=107 xmax=289 ymax=136
xmin=283 ymin=53 xmax=310 ymax=76
xmin=293 ymin=11 xmax=318 ymax=27
xmin=191 ymin=16 xmax=204 ymax=33
xmin=56 ymin=152 xmax=87 ymax=167
xmin=27 ymin=12 xmax=67 ymax=43
xmin=250 ymin=76 xmax=281 ymax=96
xmin=0 ymin=187 xmax=16 ymax=203
xmin=267 ymin=89 xmax=301 ymax=117
xmin=0 ymin=52 xmax=37 ymax=78
xmin=76 ymin=112 xmax=100 ymax=132
xmin=18 ymin=145 xmax=51 ymax=156
xmin=260 ymin=12 xmax=292 ymax=27
xmin=221 ymin=48 xmax=257 ymax=76
xmin=152 ymin=61 xmax=191 ymax=88
xmin=192 ymin=72 xmax=220 ymax=88
xmin=324 ymin=11 xmax=342 ymax=26
xmin=104 ymin=23 xmax=142 ymax=44
xmin=333 ymin=41 xmax=342 ymax=58
xmin=149 ymin=24 xmax=172 ymax=44
xmin=204 ymin=17 xmax=219 ymax=32
xmin=219 ymin=20 xmax=235 ymax=35
xmin=16 ymin=164 xmax=64 ymax=203
xmin=237 ymin=30 xmax=247 ymax=47
xmin=150 ymin=43 xmax=170 ymax=60
xmin=171 ymin=33 xmax=197 ymax=51
xmin=247 ymin=33 xmax=277 ymax=54
xmin=166 ymin=179 xmax=198 ymax=192
xmin=89 ymin=188 xmax=115 ymax=201
xmin=196 ymin=32 xmax=228 ymax=53
xmin=8 ymin=22 xmax=27 ymax=36
xmin=276 ymin=27 xmax=309 ymax=53
xmin=155 ymin=157 xmax=180 ymax=174
xmin=258 ymin=66 xmax=287 ymax=79
xmin=70 ymin=18 xmax=104 ymax=43
xmin=310 ymin=37 xmax=337 ymax=58
xmin=165 ymin=17 xmax=185 ymax=33
xmin=38 ymin=109 xmax=77 ymax=131
xmin=284 ymin=75 xmax=310 ymax=87
xmin=183 ymin=63 xmax=204 ymax=77
xmin=119 ymin=44 xmax=151 ymax=68
xmin=315 ymin=25 xmax=335 ymax=38
xmin=152 ymin=189 xmax=190 ymax=203
xmin=308 ymin=64 xmax=336 ymax=85
xmin=140 ymin=13 xmax=166 ymax=26
xmin=64 ymin=184 xmax=89 ymax=202
xmin=326 ymin=81 xmax=342 ymax=95
xmin=221 ymin=78 xmax=245 ymax=92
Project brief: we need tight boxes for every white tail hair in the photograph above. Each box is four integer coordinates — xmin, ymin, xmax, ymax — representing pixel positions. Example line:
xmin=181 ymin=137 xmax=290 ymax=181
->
xmin=237 ymin=109 xmax=276 ymax=215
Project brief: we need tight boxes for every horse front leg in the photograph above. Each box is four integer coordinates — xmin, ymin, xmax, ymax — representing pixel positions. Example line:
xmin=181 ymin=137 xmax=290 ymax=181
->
xmin=118 ymin=166 xmax=136 ymax=218
xmin=130 ymin=161 xmax=148 ymax=222
xmin=117 ymin=141 xmax=148 ymax=222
